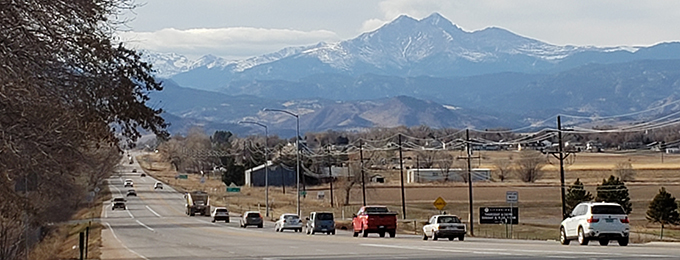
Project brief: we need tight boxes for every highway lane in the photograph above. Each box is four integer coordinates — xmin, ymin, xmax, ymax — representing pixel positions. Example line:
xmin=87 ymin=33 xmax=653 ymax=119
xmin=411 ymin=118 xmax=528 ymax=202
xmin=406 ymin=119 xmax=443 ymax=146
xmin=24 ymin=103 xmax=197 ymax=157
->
xmin=101 ymin=160 xmax=680 ymax=260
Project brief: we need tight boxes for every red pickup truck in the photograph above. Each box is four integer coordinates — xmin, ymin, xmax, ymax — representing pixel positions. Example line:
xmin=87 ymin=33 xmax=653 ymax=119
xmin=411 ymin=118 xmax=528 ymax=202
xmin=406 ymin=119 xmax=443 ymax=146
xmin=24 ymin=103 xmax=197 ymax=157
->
xmin=352 ymin=206 xmax=398 ymax=237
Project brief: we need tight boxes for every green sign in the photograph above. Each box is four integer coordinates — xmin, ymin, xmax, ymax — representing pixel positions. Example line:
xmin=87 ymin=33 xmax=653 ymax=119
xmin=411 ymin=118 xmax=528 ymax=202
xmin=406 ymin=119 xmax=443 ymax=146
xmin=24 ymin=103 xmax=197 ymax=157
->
xmin=178 ymin=174 xmax=188 ymax=179
xmin=226 ymin=187 xmax=241 ymax=193
xmin=299 ymin=191 xmax=307 ymax=196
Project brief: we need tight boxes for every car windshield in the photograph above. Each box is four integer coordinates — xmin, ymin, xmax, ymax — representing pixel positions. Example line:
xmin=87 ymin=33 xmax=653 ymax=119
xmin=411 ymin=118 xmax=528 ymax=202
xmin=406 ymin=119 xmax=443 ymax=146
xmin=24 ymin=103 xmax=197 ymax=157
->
xmin=216 ymin=209 xmax=228 ymax=213
xmin=592 ymin=205 xmax=625 ymax=215
xmin=365 ymin=207 xmax=389 ymax=213
xmin=437 ymin=216 xmax=461 ymax=223
xmin=285 ymin=215 xmax=299 ymax=221
xmin=317 ymin=213 xmax=333 ymax=220
xmin=247 ymin=213 xmax=260 ymax=218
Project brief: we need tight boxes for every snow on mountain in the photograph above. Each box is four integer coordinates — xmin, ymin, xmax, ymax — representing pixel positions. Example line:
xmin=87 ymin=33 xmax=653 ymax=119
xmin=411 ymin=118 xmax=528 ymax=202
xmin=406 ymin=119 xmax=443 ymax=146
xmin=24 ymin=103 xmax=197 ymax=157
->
xmin=141 ymin=52 xmax=195 ymax=78
xmin=149 ymin=12 xmax=642 ymax=80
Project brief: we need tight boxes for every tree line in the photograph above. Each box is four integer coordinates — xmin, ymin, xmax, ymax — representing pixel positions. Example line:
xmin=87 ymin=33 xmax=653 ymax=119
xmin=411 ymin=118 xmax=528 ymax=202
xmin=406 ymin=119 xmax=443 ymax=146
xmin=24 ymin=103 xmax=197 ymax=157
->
xmin=0 ymin=1 xmax=167 ymax=259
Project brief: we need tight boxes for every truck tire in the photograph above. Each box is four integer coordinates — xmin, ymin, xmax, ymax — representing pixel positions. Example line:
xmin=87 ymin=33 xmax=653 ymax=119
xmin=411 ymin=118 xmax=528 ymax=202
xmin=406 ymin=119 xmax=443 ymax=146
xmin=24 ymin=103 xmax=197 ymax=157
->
xmin=433 ymin=232 xmax=438 ymax=241
xmin=331 ymin=230 xmax=335 ymax=235
xmin=389 ymin=230 xmax=396 ymax=238
xmin=362 ymin=226 xmax=368 ymax=237
xmin=618 ymin=237 xmax=629 ymax=246
xmin=379 ymin=232 xmax=385 ymax=237
xmin=353 ymin=231 xmax=359 ymax=237
xmin=459 ymin=235 xmax=465 ymax=241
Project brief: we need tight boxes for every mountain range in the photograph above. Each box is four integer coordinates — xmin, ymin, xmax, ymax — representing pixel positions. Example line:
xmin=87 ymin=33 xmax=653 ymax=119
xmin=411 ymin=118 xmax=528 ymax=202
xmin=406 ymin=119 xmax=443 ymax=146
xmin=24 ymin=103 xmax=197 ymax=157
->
xmin=144 ymin=13 xmax=680 ymax=136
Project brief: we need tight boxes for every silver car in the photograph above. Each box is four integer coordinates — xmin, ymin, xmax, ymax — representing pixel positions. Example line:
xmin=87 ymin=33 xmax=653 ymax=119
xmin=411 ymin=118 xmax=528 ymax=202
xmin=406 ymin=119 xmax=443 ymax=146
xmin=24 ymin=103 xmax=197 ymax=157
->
xmin=275 ymin=213 xmax=302 ymax=232
xmin=422 ymin=215 xmax=466 ymax=241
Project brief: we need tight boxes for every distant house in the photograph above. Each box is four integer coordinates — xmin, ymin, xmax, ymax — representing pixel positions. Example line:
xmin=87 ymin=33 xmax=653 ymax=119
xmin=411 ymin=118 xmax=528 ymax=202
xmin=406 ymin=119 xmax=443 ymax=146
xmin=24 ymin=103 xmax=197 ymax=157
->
xmin=370 ymin=174 xmax=385 ymax=183
xmin=666 ymin=147 xmax=680 ymax=154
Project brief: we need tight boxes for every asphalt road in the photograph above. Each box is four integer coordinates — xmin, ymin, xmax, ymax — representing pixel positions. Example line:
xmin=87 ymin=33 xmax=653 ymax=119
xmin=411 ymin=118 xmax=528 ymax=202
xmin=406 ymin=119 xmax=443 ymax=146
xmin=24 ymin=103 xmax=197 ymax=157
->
xmin=100 ymin=160 xmax=680 ymax=260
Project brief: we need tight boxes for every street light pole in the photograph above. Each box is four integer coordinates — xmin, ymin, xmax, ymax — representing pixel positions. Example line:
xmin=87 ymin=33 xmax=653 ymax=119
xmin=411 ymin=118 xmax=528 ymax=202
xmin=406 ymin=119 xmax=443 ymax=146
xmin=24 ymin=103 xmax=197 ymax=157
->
xmin=238 ymin=121 xmax=269 ymax=217
xmin=263 ymin=108 xmax=301 ymax=216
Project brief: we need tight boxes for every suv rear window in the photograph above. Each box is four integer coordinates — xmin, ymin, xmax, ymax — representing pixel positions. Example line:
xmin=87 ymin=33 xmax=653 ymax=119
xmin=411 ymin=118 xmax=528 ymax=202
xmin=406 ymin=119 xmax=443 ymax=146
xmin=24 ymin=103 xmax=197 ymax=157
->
xmin=247 ymin=213 xmax=260 ymax=218
xmin=216 ymin=209 xmax=228 ymax=213
xmin=317 ymin=213 xmax=333 ymax=220
xmin=591 ymin=205 xmax=625 ymax=214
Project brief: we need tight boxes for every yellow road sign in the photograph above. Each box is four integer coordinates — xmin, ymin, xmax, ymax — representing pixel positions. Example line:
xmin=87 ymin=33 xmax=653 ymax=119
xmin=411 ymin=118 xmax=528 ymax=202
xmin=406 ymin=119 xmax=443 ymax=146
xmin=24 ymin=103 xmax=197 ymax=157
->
xmin=433 ymin=197 xmax=447 ymax=210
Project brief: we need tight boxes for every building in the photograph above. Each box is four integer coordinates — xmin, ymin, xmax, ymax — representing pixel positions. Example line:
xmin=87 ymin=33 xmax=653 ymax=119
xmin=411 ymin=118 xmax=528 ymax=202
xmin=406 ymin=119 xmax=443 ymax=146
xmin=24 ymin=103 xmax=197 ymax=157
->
xmin=406 ymin=168 xmax=491 ymax=183
xmin=244 ymin=161 xmax=297 ymax=187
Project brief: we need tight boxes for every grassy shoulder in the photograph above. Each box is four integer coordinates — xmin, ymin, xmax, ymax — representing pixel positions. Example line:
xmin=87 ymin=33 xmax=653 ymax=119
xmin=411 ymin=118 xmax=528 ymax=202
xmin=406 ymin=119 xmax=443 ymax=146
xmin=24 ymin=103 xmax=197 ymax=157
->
xmin=30 ymin=184 xmax=110 ymax=260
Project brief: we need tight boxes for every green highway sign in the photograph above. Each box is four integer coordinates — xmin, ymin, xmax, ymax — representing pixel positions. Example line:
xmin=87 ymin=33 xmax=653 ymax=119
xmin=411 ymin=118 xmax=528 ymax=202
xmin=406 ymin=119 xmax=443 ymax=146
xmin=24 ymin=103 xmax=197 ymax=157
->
xmin=178 ymin=175 xmax=188 ymax=179
xmin=226 ymin=187 xmax=241 ymax=193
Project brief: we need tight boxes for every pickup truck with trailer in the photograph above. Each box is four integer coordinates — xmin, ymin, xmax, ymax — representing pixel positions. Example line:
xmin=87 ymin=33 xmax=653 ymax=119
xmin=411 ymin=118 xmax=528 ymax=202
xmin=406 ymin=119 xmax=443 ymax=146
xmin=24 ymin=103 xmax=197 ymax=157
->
xmin=352 ymin=206 xmax=397 ymax=237
xmin=184 ymin=191 xmax=210 ymax=216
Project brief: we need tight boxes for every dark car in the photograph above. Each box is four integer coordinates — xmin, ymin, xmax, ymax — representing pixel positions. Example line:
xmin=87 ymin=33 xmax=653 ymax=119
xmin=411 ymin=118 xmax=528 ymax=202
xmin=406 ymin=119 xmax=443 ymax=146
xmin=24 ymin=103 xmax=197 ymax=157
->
xmin=240 ymin=211 xmax=263 ymax=228
xmin=126 ymin=189 xmax=137 ymax=197
xmin=140 ymin=173 xmax=146 ymax=177
xmin=112 ymin=198 xmax=126 ymax=210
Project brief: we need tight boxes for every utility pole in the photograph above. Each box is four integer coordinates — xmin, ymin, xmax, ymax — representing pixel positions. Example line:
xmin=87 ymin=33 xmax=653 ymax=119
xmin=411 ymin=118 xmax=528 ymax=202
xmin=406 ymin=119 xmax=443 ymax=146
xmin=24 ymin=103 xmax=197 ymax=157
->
xmin=547 ymin=116 xmax=575 ymax=219
xmin=359 ymin=139 xmax=366 ymax=206
xmin=327 ymin=145 xmax=334 ymax=208
xmin=399 ymin=134 xmax=406 ymax=219
xmin=466 ymin=129 xmax=474 ymax=236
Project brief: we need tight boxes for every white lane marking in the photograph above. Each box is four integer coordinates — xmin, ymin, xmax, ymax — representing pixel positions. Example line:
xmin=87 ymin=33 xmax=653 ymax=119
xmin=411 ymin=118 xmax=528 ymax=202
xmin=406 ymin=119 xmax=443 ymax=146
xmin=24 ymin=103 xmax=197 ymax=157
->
xmin=136 ymin=220 xmax=154 ymax=231
xmin=126 ymin=208 xmax=134 ymax=219
xmin=145 ymin=206 xmax=162 ymax=218
xmin=362 ymin=244 xmax=673 ymax=258
xmin=105 ymin=222 xmax=150 ymax=260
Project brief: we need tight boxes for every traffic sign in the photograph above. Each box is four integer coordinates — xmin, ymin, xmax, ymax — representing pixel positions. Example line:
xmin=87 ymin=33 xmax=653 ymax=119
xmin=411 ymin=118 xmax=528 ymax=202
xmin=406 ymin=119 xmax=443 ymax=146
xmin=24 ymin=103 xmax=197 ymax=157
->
xmin=226 ymin=187 xmax=241 ymax=192
xmin=433 ymin=197 xmax=447 ymax=210
xmin=506 ymin=191 xmax=518 ymax=203
xmin=480 ymin=207 xmax=519 ymax=224
xmin=178 ymin=174 xmax=188 ymax=179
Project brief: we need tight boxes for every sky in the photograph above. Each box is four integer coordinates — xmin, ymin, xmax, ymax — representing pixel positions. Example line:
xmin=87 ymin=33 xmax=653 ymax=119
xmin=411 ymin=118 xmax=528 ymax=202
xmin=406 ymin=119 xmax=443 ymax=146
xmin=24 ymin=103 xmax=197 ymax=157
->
xmin=116 ymin=0 xmax=680 ymax=60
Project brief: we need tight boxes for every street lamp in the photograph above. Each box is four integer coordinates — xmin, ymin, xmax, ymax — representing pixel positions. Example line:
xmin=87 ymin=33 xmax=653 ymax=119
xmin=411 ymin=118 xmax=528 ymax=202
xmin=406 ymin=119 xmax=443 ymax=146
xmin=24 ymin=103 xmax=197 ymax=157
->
xmin=263 ymin=108 xmax=301 ymax=216
xmin=238 ymin=120 xmax=269 ymax=217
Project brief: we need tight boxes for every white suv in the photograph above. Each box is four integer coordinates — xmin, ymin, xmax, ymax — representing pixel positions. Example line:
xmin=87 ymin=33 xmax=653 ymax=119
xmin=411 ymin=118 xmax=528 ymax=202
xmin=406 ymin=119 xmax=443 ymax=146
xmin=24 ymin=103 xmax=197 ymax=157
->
xmin=560 ymin=202 xmax=630 ymax=246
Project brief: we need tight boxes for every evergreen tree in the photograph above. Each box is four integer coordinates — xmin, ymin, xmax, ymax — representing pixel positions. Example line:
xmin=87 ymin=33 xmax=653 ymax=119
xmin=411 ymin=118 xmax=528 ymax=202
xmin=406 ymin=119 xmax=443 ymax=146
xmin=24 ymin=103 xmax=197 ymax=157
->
xmin=596 ymin=175 xmax=632 ymax=214
xmin=565 ymin=178 xmax=594 ymax=216
xmin=646 ymin=187 xmax=680 ymax=239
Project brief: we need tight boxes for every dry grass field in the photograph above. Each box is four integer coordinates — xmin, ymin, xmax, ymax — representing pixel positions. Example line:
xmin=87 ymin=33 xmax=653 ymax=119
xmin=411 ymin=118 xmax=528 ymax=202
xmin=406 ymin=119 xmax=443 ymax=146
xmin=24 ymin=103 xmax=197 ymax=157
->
xmin=137 ymin=150 xmax=680 ymax=243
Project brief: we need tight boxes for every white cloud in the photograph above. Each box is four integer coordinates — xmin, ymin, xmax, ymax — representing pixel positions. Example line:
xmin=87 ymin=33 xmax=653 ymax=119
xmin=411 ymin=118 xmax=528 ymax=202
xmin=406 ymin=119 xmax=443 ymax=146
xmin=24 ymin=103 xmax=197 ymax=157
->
xmin=118 ymin=27 xmax=340 ymax=59
xmin=360 ymin=18 xmax=389 ymax=33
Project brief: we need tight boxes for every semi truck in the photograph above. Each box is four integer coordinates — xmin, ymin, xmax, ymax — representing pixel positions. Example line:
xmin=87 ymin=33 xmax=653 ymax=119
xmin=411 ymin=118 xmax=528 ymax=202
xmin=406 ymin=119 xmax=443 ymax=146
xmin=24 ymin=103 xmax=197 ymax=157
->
xmin=184 ymin=191 xmax=210 ymax=216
